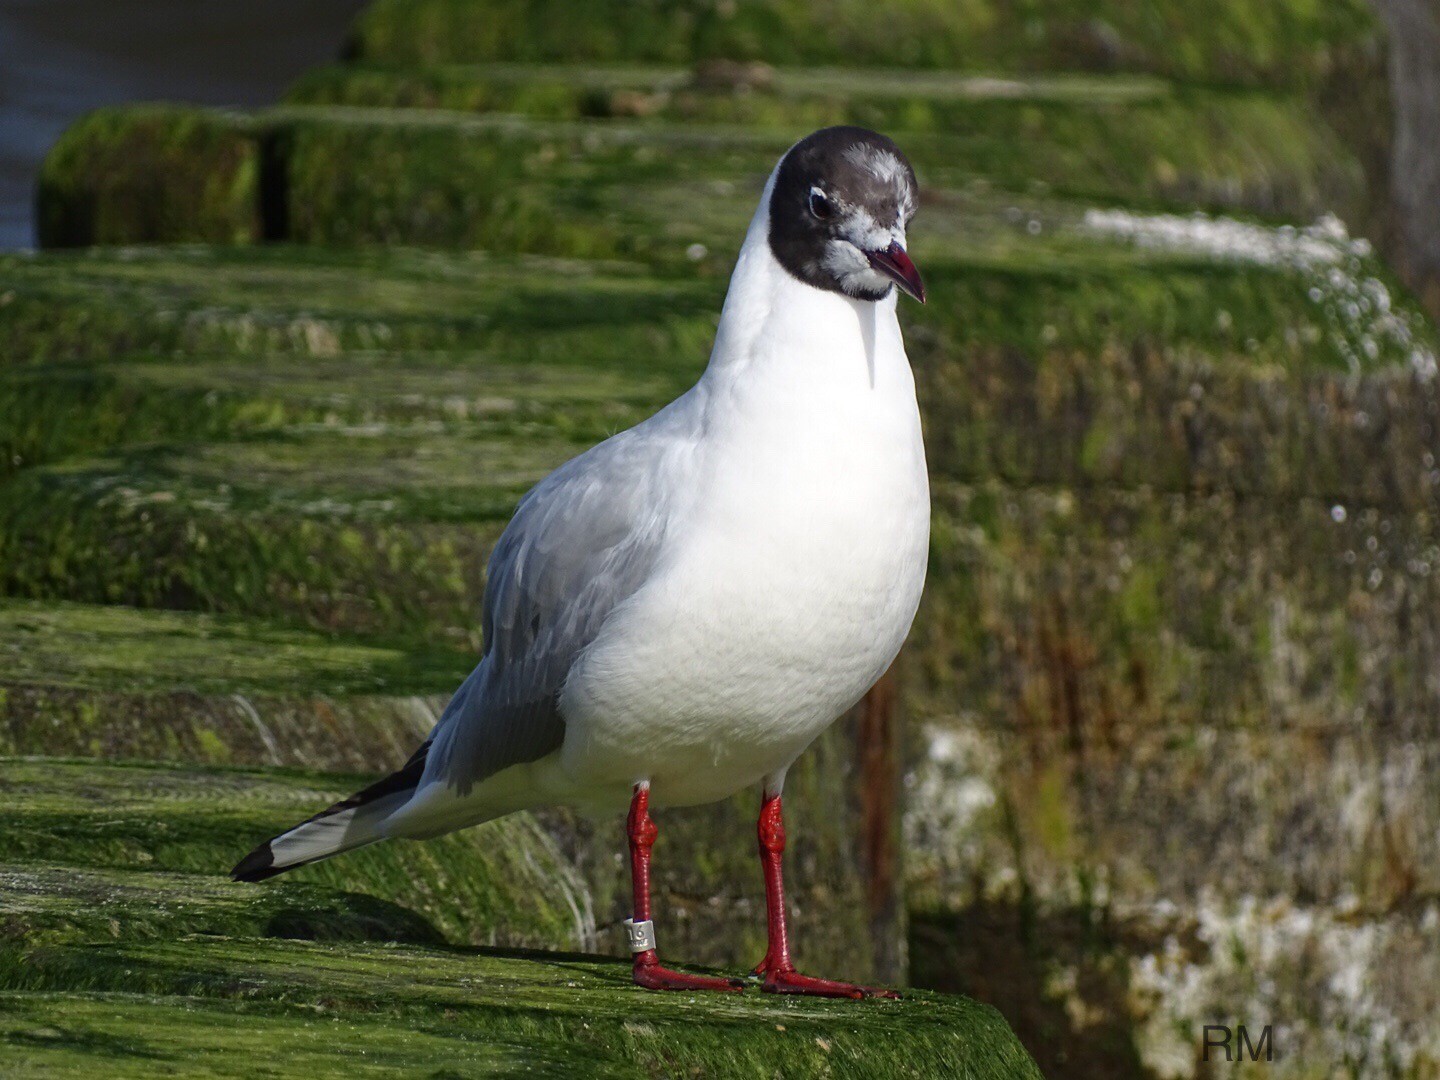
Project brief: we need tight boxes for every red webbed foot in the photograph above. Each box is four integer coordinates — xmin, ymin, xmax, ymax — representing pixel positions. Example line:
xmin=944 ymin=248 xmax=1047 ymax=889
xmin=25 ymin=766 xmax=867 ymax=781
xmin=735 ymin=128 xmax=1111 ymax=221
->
xmin=761 ymin=968 xmax=900 ymax=1000
xmin=634 ymin=959 xmax=745 ymax=993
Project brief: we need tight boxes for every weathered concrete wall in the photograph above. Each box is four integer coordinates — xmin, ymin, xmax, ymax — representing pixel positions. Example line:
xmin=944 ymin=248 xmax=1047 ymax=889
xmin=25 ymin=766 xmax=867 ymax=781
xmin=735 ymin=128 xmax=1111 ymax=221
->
xmin=906 ymin=344 xmax=1440 ymax=1073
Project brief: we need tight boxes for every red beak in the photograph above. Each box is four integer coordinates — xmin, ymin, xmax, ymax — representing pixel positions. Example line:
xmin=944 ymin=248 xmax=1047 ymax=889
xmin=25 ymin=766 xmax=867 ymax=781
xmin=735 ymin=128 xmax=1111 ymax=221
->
xmin=867 ymin=242 xmax=925 ymax=304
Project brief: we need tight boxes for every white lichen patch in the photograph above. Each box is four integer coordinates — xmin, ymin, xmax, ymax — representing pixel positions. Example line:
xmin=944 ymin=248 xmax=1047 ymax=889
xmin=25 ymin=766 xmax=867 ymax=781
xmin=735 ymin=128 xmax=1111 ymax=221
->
xmin=1127 ymin=892 xmax=1440 ymax=1078
xmin=1082 ymin=209 xmax=1349 ymax=268
xmin=1081 ymin=210 xmax=1438 ymax=378
xmin=904 ymin=722 xmax=1004 ymax=905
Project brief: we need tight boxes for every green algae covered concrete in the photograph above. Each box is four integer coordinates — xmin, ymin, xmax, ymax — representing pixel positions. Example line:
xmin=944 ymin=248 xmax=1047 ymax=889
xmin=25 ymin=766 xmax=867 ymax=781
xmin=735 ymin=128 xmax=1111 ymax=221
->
xmin=0 ymin=938 xmax=1040 ymax=1079
xmin=285 ymin=65 xmax=1364 ymax=220
xmin=0 ymin=659 xmax=897 ymax=984
xmin=0 ymin=246 xmax=707 ymax=639
xmin=0 ymin=759 xmax=1039 ymax=1079
xmin=0 ymin=597 xmax=465 ymax=769
xmin=36 ymin=106 xmax=264 ymax=249
xmin=2 ymin=226 xmax=1432 ymax=642
xmin=2 ymin=863 xmax=444 ymax=948
xmin=0 ymin=759 xmax=591 ymax=950
xmin=37 ymin=94 xmax=1363 ymax=255
xmin=346 ymin=0 xmax=1375 ymax=88
xmin=0 ymin=598 xmax=467 ymax=697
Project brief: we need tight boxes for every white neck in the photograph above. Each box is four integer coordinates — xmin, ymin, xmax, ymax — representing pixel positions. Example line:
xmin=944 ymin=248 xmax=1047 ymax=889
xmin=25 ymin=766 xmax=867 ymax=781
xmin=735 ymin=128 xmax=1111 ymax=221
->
xmin=700 ymin=167 xmax=905 ymax=395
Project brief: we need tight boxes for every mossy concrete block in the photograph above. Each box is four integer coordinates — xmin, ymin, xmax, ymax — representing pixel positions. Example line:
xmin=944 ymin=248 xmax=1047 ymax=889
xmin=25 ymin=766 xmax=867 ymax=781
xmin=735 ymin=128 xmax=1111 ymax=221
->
xmin=0 ymin=240 xmax=1429 ymax=743
xmin=0 ymin=712 xmax=899 ymax=980
xmin=0 ymin=248 xmax=710 ymax=637
xmin=0 ymin=759 xmax=591 ymax=950
xmin=286 ymin=64 xmax=1364 ymax=221
xmin=0 ymin=462 xmax=506 ymax=642
xmin=0 ymin=759 xmax=1031 ymax=1076
xmin=1 ymin=235 xmax=1433 ymax=647
xmin=273 ymin=109 xmax=771 ymax=259
xmin=0 ymin=682 xmax=441 ymax=771
xmin=1 ymin=863 xmax=445 ymax=948
xmin=347 ymin=0 xmax=1376 ymax=88
xmin=913 ymin=222 xmax=1437 ymax=377
xmin=33 ymin=96 xmax=1364 ymax=257
xmin=0 ymin=596 xmax=470 ymax=770
xmin=36 ymin=106 xmax=263 ymax=249
xmin=0 ymin=245 xmax=714 ymax=381
xmin=287 ymin=62 xmax=1178 ymax=120
xmin=0 ymin=598 xmax=472 ymax=698
xmin=915 ymin=295 xmax=1440 ymax=505
xmin=0 ymin=937 xmax=1040 ymax=1078
xmin=2 ymin=238 xmax=1432 ymax=646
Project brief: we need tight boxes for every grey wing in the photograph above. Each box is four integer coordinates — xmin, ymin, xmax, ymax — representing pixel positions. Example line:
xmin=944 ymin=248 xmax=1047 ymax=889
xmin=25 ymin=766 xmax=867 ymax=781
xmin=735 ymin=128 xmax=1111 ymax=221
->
xmin=425 ymin=424 xmax=684 ymax=795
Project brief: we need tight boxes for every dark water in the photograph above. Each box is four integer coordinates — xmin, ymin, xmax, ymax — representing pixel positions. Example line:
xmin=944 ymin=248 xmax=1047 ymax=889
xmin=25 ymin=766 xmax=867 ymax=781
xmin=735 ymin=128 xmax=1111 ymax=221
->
xmin=0 ymin=0 xmax=369 ymax=249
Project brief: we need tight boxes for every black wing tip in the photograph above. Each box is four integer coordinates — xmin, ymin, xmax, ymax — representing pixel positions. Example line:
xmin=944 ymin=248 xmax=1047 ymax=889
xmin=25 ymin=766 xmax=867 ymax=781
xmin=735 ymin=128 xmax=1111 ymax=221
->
xmin=230 ymin=840 xmax=284 ymax=883
xmin=230 ymin=749 xmax=429 ymax=884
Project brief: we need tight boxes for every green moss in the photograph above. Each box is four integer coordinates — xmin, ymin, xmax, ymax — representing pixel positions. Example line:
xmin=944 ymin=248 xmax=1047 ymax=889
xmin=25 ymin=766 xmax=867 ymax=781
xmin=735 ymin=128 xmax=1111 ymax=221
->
xmin=0 ymin=245 xmax=717 ymax=373
xmin=0 ymin=680 xmax=442 ymax=770
xmin=0 ymin=757 xmax=1034 ymax=1077
xmin=0 ymin=940 xmax=1039 ymax=1078
xmin=32 ymin=96 xmax=1364 ymax=255
xmin=286 ymin=65 xmax=1363 ymax=220
xmin=36 ymin=106 xmax=262 ymax=249
xmin=273 ymin=110 xmax=772 ymax=259
xmin=0 ymin=246 xmax=709 ymax=477
xmin=347 ymin=0 xmax=1375 ymax=88
xmin=289 ymin=62 xmax=1176 ymax=117
xmin=0 ymin=338 xmax=674 ymax=637
xmin=0 ymin=466 xmax=498 ymax=640
xmin=913 ymin=257 xmax=1438 ymax=495
xmin=0 ymin=864 xmax=444 ymax=948
xmin=2 ymin=229 xmax=1431 ymax=644
xmin=0 ymin=759 xmax=589 ymax=950
xmin=910 ymin=482 xmax=1438 ymax=764
xmin=0 ymin=598 xmax=468 ymax=696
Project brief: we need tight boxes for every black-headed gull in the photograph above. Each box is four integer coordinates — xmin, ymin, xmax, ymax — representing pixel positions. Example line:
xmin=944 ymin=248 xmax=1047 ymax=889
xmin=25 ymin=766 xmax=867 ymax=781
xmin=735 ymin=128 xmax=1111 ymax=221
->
xmin=235 ymin=126 xmax=930 ymax=999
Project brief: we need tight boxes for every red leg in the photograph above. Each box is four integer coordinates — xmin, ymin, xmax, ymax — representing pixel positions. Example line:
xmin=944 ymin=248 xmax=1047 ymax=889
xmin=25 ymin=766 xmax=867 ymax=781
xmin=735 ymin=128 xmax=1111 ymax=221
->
xmin=627 ymin=783 xmax=743 ymax=992
xmin=755 ymin=790 xmax=899 ymax=999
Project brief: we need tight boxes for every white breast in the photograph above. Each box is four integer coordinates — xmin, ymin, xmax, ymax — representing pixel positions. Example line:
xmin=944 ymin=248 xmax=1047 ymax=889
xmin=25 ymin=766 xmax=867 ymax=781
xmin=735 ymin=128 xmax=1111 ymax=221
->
xmin=557 ymin=200 xmax=930 ymax=809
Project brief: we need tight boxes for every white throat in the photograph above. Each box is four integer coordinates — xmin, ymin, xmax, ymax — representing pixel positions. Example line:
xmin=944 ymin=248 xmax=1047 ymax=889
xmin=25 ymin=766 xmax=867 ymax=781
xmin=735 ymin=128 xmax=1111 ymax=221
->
xmin=701 ymin=166 xmax=904 ymax=393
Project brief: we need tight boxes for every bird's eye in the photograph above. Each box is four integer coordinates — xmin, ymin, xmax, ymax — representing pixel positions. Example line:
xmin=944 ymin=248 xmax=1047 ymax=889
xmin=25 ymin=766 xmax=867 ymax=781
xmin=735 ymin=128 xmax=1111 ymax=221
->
xmin=808 ymin=189 xmax=832 ymax=220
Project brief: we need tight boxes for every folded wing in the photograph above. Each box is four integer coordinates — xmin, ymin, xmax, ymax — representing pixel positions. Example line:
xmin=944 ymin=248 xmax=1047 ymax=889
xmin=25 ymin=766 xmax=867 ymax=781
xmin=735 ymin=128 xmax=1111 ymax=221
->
xmin=424 ymin=411 xmax=697 ymax=796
